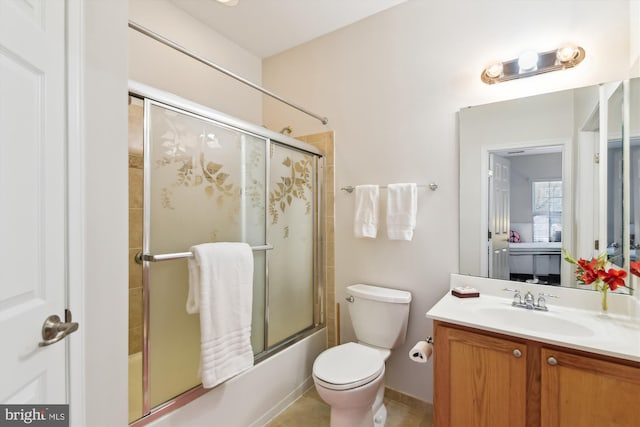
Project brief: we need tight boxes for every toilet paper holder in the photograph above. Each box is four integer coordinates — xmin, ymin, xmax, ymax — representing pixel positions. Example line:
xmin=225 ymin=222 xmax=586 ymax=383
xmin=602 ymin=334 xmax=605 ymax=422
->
xmin=409 ymin=336 xmax=434 ymax=364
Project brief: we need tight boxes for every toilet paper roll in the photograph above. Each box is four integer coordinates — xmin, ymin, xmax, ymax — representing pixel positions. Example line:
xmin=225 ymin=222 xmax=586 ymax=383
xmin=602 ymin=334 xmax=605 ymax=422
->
xmin=408 ymin=340 xmax=433 ymax=363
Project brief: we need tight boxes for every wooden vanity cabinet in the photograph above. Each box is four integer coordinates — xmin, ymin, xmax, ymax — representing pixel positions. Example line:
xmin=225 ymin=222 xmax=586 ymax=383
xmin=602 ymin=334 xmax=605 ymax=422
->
xmin=541 ymin=348 xmax=640 ymax=427
xmin=433 ymin=322 xmax=529 ymax=427
xmin=434 ymin=321 xmax=640 ymax=427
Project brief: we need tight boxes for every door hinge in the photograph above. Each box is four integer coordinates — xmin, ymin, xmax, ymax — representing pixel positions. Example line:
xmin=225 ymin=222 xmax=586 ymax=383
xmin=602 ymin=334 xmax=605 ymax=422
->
xmin=488 ymin=230 xmax=492 ymax=240
xmin=594 ymin=239 xmax=599 ymax=250
xmin=594 ymin=153 xmax=600 ymax=164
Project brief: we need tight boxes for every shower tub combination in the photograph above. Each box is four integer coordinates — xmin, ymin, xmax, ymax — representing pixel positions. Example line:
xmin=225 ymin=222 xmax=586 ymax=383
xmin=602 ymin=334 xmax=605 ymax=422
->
xmin=128 ymin=82 xmax=326 ymax=426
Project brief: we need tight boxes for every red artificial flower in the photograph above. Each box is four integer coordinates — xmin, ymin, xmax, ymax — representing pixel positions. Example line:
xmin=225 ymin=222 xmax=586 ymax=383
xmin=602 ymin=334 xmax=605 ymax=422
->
xmin=600 ymin=268 xmax=627 ymax=291
xmin=576 ymin=258 xmax=599 ymax=284
xmin=630 ymin=261 xmax=640 ymax=277
xmin=564 ymin=249 xmax=629 ymax=292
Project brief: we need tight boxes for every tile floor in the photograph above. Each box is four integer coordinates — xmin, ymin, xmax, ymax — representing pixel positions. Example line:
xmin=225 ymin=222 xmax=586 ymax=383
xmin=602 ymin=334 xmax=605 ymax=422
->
xmin=265 ymin=387 xmax=434 ymax=427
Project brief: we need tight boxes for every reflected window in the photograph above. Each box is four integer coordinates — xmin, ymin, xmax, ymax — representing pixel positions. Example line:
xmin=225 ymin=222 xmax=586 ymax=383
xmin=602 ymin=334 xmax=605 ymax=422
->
xmin=532 ymin=180 xmax=562 ymax=242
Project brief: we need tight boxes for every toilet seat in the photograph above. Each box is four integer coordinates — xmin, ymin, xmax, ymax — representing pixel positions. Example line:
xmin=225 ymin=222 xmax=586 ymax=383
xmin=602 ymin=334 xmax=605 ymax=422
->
xmin=313 ymin=342 xmax=385 ymax=391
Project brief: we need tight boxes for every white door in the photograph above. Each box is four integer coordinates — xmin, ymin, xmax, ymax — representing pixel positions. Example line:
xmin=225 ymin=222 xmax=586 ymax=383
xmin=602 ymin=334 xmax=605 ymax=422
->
xmin=488 ymin=154 xmax=511 ymax=280
xmin=0 ymin=0 xmax=71 ymax=403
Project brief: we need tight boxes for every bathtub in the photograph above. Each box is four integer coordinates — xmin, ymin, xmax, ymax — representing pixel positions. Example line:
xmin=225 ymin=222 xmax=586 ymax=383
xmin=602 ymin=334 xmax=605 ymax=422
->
xmin=131 ymin=328 xmax=326 ymax=426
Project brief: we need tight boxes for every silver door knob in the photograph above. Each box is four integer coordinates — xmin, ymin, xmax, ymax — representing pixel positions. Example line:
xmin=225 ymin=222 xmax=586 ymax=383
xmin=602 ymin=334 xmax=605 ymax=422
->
xmin=345 ymin=296 xmax=354 ymax=303
xmin=39 ymin=313 xmax=79 ymax=347
xmin=547 ymin=356 xmax=558 ymax=366
xmin=513 ymin=349 xmax=522 ymax=358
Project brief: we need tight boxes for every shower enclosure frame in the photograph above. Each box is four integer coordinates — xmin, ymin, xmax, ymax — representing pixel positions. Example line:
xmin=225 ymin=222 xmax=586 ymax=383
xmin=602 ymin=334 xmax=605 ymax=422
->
xmin=129 ymin=81 xmax=325 ymax=426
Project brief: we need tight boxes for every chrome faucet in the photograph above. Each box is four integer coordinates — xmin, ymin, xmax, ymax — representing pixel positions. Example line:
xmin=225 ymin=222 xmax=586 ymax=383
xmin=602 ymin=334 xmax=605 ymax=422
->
xmin=503 ymin=288 xmax=557 ymax=311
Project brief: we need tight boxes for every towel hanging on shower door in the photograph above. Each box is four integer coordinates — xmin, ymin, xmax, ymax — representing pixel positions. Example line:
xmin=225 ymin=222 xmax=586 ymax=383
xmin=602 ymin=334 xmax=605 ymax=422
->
xmin=187 ymin=242 xmax=254 ymax=388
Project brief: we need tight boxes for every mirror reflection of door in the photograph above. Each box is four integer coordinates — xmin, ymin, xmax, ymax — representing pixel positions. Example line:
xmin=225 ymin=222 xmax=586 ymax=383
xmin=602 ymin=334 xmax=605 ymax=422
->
xmin=608 ymin=140 xmax=623 ymax=265
xmin=489 ymin=147 xmax=563 ymax=285
xmin=488 ymin=154 xmax=510 ymax=280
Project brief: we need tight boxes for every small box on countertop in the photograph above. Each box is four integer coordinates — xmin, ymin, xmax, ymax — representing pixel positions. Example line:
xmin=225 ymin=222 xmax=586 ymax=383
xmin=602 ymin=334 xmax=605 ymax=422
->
xmin=451 ymin=286 xmax=480 ymax=298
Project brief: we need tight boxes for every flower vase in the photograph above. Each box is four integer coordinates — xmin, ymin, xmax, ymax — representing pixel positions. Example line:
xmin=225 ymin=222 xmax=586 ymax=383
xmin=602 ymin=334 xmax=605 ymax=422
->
xmin=599 ymin=287 xmax=609 ymax=316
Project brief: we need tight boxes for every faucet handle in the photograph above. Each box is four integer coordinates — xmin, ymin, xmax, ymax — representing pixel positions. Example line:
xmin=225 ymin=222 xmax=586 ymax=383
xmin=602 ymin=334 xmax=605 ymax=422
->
xmin=536 ymin=295 xmax=547 ymax=310
xmin=538 ymin=292 xmax=558 ymax=299
xmin=502 ymin=288 xmax=522 ymax=306
xmin=536 ymin=293 xmax=557 ymax=311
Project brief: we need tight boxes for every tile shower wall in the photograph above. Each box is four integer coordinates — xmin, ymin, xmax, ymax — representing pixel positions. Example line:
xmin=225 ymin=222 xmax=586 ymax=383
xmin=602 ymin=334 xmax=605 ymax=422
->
xmin=129 ymin=102 xmax=144 ymax=355
xmin=297 ymin=131 xmax=336 ymax=346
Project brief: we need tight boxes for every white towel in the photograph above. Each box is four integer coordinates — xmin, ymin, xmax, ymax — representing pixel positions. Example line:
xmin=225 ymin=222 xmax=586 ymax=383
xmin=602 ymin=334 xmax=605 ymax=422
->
xmin=386 ymin=183 xmax=418 ymax=241
xmin=354 ymin=185 xmax=380 ymax=238
xmin=187 ymin=242 xmax=254 ymax=388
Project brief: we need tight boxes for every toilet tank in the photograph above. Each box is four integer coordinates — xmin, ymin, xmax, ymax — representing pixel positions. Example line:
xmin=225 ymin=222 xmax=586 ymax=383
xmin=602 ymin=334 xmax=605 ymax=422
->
xmin=346 ymin=284 xmax=412 ymax=350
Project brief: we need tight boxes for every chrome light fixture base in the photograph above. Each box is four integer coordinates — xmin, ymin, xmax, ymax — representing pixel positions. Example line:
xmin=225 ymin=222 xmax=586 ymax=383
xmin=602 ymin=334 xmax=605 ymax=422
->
xmin=481 ymin=46 xmax=585 ymax=85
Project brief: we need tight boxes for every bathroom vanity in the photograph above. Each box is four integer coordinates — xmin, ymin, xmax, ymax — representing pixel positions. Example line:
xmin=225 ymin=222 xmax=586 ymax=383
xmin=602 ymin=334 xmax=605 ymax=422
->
xmin=427 ymin=275 xmax=640 ymax=427
xmin=432 ymin=321 xmax=640 ymax=427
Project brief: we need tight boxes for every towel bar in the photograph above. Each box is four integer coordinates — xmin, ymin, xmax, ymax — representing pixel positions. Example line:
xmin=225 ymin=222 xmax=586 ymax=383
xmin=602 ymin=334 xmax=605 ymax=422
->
xmin=135 ymin=244 xmax=273 ymax=264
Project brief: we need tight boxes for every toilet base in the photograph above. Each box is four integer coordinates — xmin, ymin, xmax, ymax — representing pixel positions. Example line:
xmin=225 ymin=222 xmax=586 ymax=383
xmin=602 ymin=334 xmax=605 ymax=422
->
xmin=372 ymin=379 xmax=387 ymax=426
xmin=327 ymin=401 xmax=387 ymax=427
xmin=373 ymin=403 xmax=387 ymax=427
xmin=329 ymin=406 xmax=374 ymax=427
xmin=314 ymin=369 xmax=386 ymax=427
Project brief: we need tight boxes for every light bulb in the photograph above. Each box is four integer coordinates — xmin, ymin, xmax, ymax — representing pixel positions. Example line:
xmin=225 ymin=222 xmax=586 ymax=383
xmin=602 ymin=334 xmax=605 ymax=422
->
xmin=216 ymin=0 xmax=239 ymax=5
xmin=556 ymin=46 xmax=578 ymax=63
xmin=518 ymin=51 xmax=539 ymax=73
xmin=484 ymin=62 xmax=503 ymax=79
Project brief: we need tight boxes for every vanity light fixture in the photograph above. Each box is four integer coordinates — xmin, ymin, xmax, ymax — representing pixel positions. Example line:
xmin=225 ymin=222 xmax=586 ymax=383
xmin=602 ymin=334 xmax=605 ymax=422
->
xmin=481 ymin=45 xmax=585 ymax=84
xmin=517 ymin=51 xmax=539 ymax=73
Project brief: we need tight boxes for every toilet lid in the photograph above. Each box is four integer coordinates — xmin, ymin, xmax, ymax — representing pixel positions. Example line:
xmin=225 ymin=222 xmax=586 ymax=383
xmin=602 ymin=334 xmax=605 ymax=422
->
xmin=313 ymin=342 xmax=384 ymax=391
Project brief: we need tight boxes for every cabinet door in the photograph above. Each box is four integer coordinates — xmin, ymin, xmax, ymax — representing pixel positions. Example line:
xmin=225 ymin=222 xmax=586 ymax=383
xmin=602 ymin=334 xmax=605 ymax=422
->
xmin=434 ymin=324 xmax=527 ymax=427
xmin=541 ymin=348 xmax=640 ymax=427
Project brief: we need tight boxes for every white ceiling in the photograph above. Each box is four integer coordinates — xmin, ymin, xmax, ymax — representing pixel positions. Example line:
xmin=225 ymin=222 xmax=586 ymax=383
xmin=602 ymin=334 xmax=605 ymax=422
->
xmin=169 ymin=0 xmax=408 ymax=58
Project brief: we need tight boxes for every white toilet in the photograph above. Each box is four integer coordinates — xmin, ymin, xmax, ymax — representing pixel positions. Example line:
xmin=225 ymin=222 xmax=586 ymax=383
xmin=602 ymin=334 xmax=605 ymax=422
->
xmin=312 ymin=284 xmax=412 ymax=427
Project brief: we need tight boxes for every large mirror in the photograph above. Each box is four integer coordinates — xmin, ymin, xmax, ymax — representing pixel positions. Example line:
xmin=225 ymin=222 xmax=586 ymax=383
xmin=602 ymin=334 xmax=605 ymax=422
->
xmin=459 ymin=78 xmax=638 ymax=290
xmin=631 ymin=78 xmax=640 ymax=265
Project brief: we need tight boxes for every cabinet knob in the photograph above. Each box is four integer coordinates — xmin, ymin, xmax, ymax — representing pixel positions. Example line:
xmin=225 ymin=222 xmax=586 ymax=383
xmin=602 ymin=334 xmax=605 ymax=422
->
xmin=547 ymin=356 xmax=558 ymax=366
xmin=513 ymin=349 xmax=522 ymax=358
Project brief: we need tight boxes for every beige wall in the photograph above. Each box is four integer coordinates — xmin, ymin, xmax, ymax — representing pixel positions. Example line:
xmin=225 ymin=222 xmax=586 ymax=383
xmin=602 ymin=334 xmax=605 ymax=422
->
xmin=128 ymin=0 xmax=263 ymax=124
xmin=262 ymin=0 xmax=634 ymax=403
xmin=632 ymin=1 xmax=640 ymax=75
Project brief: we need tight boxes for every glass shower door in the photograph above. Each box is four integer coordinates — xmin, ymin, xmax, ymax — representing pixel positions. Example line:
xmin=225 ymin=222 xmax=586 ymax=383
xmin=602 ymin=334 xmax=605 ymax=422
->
xmin=145 ymin=100 xmax=267 ymax=409
xmin=267 ymin=144 xmax=318 ymax=346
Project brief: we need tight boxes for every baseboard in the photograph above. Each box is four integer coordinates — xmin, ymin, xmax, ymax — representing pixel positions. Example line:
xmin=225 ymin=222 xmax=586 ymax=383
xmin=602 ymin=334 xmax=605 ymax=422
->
xmin=384 ymin=386 xmax=433 ymax=411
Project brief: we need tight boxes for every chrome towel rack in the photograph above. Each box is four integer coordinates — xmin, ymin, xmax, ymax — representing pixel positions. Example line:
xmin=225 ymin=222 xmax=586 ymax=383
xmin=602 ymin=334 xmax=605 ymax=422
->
xmin=340 ymin=183 xmax=438 ymax=193
xmin=135 ymin=244 xmax=273 ymax=264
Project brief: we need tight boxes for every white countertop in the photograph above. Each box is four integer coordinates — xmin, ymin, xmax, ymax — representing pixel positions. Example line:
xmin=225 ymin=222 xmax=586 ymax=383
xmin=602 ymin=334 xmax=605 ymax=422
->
xmin=426 ymin=274 xmax=640 ymax=363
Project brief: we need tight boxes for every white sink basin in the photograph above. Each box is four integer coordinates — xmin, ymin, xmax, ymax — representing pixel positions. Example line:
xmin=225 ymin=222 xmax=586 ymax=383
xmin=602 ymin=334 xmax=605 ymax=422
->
xmin=473 ymin=306 xmax=595 ymax=337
